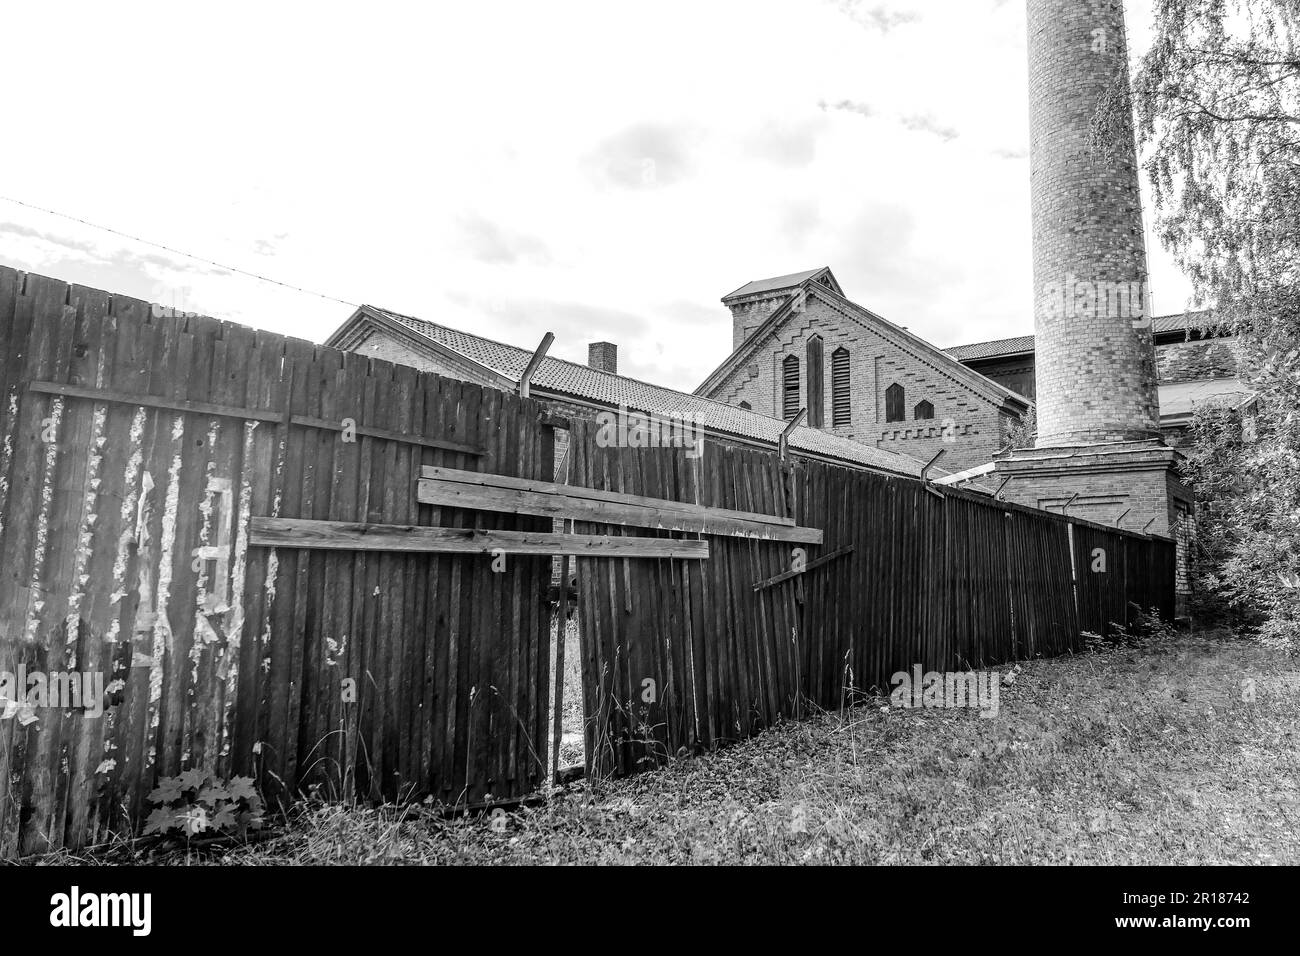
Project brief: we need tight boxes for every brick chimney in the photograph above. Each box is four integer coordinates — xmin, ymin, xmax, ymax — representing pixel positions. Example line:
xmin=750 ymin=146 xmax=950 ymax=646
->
xmin=588 ymin=341 xmax=617 ymax=374
xmin=994 ymin=0 xmax=1192 ymax=551
xmin=1026 ymin=0 xmax=1159 ymax=445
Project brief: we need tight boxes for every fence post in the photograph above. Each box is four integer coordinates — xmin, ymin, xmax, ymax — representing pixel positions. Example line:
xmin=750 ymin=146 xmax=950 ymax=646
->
xmin=778 ymin=408 xmax=806 ymax=461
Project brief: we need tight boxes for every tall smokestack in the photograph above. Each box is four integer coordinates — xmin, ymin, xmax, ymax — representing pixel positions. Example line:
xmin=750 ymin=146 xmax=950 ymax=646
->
xmin=996 ymin=0 xmax=1193 ymax=562
xmin=1027 ymin=0 xmax=1160 ymax=445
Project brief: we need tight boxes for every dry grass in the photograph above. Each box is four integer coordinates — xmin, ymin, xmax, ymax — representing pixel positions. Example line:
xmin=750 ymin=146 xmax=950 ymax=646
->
xmin=31 ymin=628 xmax=1300 ymax=865
xmin=554 ymin=614 xmax=584 ymax=768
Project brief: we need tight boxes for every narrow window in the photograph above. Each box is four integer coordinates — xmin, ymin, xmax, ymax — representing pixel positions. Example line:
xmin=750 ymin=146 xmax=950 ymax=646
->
xmin=805 ymin=336 xmax=824 ymax=427
xmin=831 ymin=347 xmax=851 ymax=426
xmin=885 ymin=383 xmax=905 ymax=423
xmin=782 ymin=354 xmax=800 ymax=421
xmin=914 ymin=400 xmax=934 ymax=420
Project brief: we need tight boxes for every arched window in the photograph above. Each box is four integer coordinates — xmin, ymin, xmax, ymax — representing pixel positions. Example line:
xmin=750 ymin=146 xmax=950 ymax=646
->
xmin=885 ymin=383 xmax=905 ymax=423
xmin=831 ymin=347 xmax=851 ymax=426
xmin=738 ymin=400 xmax=752 ymax=411
xmin=781 ymin=354 xmax=800 ymax=421
xmin=806 ymin=336 xmax=824 ymax=427
xmin=914 ymin=400 xmax=934 ymax=420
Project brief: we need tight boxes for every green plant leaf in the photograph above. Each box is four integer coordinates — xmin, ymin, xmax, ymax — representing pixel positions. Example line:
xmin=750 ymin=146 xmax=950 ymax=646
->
xmin=227 ymin=776 xmax=258 ymax=802
xmin=147 ymin=776 xmax=183 ymax=805
xmin=198 ymin=785 xmax=231 ymax=806
xmin=144 ymin=806 xmax=177 ymax=835
xmin=179 ymin=805 xmax=210 ymax=836
xmin=213 ymin=804 xmax=239 ymax=832
xmin=178 ymin=767 xmax=208 ymax=793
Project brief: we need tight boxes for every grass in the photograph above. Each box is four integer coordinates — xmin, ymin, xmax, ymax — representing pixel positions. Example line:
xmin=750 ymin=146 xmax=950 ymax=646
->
xmin=30 ymin=627 xmax=1300 ymax=865
xmin=553 ymin=613 xmax=584 ymax=768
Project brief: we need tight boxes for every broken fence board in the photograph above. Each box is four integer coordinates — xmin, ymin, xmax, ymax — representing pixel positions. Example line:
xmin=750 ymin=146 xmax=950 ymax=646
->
xmin=249 ymin=517 xmax=710 ymax=559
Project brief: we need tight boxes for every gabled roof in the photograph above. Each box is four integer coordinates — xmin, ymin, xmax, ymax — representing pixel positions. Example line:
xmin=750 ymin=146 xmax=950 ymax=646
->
xmin=695 ymin=277 xmax=1031 ymax=414
xmin=723 ymin=267 xmax=840 ymax=301
xmin=946 ymin=311 xmax=1226 ymax=363
xmin=325 ymin=304 xmax=935 ymax=478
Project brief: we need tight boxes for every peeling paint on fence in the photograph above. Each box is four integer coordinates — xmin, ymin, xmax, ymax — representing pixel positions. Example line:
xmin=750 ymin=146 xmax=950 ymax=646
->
xmin=0 ymin=265 xmax=558 ymax=856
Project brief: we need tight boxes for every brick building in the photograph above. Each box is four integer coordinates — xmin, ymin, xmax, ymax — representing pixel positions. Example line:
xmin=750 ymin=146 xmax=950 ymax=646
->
xmin=946 ymin=312 xmax=1254 ymax=447
xmin=323 ymin=303 xmax=939 ymax=481
xmin=693 ymin=267 xmax=1032 ymax=473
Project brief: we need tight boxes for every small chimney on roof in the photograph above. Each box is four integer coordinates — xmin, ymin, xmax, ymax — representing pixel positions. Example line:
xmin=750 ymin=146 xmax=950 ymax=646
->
xmin=588 ymin=341 xmax=617 ymax=374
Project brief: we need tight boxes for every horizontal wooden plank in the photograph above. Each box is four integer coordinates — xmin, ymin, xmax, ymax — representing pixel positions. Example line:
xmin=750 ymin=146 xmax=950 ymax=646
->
xmin=289 ymin=414 xmax=483 ymax=456
xmin=538 ymin=412 xmax=570 ymax=429
xmin=28 ymin=380 xmax=284 ymax=423
xmin=421 ymin=465 xmax=808 ymax=531
xmin=249 ymin=517 xmax=710 ymax=559
xmin=423 ymin=465 xmax=797 ymax=527
xmin=752 ymin=544 xmax=855 ymax=591
xmin=418 ymin=477 xmax=823 ymax=544
xmin=29 ymin=381 xmax=484 ymax=455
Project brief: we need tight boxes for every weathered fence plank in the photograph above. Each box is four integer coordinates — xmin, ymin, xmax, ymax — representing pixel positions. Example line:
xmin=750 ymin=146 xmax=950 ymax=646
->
xmin=570 ymin=427 xmax=1178 ymax=782
xmin=0 ymin=265 xmax=557 ymax=857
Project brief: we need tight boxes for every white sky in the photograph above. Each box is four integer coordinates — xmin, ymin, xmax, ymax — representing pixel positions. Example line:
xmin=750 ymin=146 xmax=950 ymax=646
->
xmin=0 ymin=0 xmax=1194 ymax=392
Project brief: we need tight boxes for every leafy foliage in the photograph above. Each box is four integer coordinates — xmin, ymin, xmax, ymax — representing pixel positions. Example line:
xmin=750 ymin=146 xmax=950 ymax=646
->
xmin=1180 ymin=402 xmax=1300 ymax=642
xmin=1006 ymin=405 xmax=1036 ymax=450
xmin=145 ymin=771 xmax=264 ymax=840
xmin=1131 ymin=0 xmax=1300 ymax=645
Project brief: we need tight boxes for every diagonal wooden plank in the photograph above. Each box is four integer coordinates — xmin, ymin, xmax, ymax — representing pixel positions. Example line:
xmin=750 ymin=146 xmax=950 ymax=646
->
xmin=751 ymin=544 xmax=855 ymax=591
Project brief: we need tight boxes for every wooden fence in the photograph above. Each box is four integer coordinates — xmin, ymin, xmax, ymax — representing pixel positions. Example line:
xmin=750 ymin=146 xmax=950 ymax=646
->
xmin=0 ymin=264 xmax=1176 ymax=857
xmin=0 ymin=266 xmax=555 ymax=857
xmin=565 ymin=420 xmax=1175 ymax=779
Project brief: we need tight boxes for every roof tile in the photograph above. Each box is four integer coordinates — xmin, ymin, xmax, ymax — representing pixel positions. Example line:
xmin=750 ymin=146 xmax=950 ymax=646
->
xmin=945 ymin=311 xmax=1224 ymax=362
xmin=365 ymin=305 xmax=930 ymax=477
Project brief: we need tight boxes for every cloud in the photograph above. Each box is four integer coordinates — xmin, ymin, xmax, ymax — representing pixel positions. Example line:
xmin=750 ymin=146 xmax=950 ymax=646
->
xmin=819 ymin=98 xmax=876 ymax=119
xmin=779 ymin=200 xmax=823 ymax=248
xmin=992 ymin=145 xmax=1028 ymax=160
xmin=446 ymin=291 xmax=651 ymax=345
xmin=828 ymin=1 xmax=921 ymax=33
xmin=455 ymin=214 xmax=551 ymax=266
xmin=252 ymin=234 xmax=288 ymax=256
xmin=900 ymin=113 xmax=960 ymax=142
xmin=744 ymin=116 xmax=826 ymax=168
xmin=660 ymin=298 xmax=725 ymax=327
xmin=0 ymin=220 xmax=101 ymax=257
xmin=582 ymin=122 xmax=698 ymax=189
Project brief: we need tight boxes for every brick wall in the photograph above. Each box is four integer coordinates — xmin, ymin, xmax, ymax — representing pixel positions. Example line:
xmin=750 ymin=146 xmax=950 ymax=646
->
xmin=997 ymin=452 xmax=1192 ymax=539
xmin=710 ymin=294 xmax=1015 ymax=472
xmin=964 ymin=334 xmax=1239 ymax=400
xmin=1156 ymin=336 xmax=1239 ymax=383
xmin=728 ymin=292 xmax=791 ymax=351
